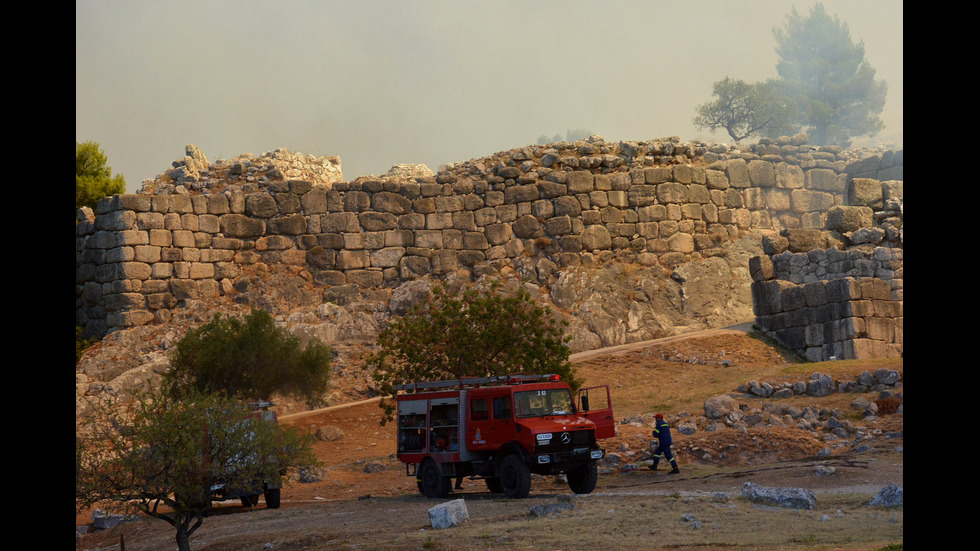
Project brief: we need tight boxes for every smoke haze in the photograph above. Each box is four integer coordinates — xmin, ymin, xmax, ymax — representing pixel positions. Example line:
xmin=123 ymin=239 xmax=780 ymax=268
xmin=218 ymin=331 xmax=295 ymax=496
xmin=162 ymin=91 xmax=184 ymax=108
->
xmin=76 ymin=0 xmax=903 ymax=193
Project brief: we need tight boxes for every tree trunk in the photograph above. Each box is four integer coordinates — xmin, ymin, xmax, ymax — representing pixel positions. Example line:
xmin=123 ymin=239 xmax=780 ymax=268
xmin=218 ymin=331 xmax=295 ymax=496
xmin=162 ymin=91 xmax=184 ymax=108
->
xmin=173 ymin=513 xmax=204 ymax=551
xmin=176 ymin=527 xmax=192 ymax=551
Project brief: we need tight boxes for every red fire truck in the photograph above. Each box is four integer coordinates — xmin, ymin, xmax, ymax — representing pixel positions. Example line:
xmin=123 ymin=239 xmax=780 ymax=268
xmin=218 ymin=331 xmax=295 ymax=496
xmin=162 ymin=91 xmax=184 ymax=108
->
xmin=394 ymin=374 xmax=615 ymax=498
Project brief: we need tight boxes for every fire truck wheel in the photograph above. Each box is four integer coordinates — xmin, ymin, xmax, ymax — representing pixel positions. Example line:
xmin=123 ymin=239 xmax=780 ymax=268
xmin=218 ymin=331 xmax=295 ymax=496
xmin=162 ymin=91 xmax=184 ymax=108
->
xmin=240 ymin=494 xmax=260 ymax=507
xmin=264 ymin=488 xmax=281 ymax=509
xmin=499 ymin=455 xmax=531 ymax=499
xmin=418 ymin=459 xmax=451 ymax=498
xmin=567 ymin=461 xmax=598 ymax=494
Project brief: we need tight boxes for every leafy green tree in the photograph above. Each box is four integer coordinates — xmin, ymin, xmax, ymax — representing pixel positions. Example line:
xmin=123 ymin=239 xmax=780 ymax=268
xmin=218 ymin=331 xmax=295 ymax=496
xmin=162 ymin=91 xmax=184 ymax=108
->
xmin=76 ymin=389 xmax=319 ymax=551
xmin=692 ymin=77 xmax=793 ymax=142
xmin=76 ymin=141 xmax=126 ymax=211
xmin=771 ymin=3 xmax=887 ymax=146
xmin=166 ymin=309 xmax=332 ymax=407
xmin=369 ymin=281 xmax=578 ymax=423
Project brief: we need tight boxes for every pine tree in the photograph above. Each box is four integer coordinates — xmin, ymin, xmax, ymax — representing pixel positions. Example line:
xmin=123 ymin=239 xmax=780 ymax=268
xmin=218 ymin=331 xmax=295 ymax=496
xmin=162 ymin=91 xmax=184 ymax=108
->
xmin=772 ymin=3 xmax=887 ymax=146
xmin=76 ymin=141 xmax=126 ymax=211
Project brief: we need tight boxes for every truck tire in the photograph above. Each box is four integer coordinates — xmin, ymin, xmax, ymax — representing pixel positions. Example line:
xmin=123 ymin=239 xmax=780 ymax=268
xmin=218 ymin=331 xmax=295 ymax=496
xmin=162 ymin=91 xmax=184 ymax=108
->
xmin=485 ymin=477 xmax=503 ymax=493
xmin=567 ymin=461 xmax=598 ymax=494
xmin=264 ymin=488 xmax=281 ymax=509
xmin=240 ymin=494 xmax=260 ymax=507
xmin=418 ymin=459 xmax=451 ymax=498
xmin=499 ymin=455 xmax=531 ymax=499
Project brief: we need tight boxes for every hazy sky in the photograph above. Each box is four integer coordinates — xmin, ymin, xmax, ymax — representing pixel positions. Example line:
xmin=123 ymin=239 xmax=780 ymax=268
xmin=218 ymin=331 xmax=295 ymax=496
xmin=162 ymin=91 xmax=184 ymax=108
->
xmin=76 ymin=0 xmax=903 ymax=193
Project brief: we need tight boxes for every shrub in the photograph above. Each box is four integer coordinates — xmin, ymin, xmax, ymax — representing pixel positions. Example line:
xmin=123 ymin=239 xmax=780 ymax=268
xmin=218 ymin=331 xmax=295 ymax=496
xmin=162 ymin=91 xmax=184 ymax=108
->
xmin=875 ymin=396 xmax=903 ymax=415
xmin=166 ymin=309 xmax=332 ymax=407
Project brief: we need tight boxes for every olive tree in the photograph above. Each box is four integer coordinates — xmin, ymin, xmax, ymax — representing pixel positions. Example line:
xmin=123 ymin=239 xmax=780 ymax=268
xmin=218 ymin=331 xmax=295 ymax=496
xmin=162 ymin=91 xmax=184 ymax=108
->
xmin=76 ymin=389 xmax=319 ymax=551
xmin=166 ymin=309 xmax=332 ymax=407
xmin=369 ymin=281 xmax=578 ymax=423
xmin=692 ymin=77 xmax=793 ymax=142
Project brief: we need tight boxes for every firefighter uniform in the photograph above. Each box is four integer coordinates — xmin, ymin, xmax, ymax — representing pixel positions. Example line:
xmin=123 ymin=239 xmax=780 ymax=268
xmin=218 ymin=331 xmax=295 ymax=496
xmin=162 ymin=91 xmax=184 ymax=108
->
xmin=651 ymin=413 xmax=679 ymax=474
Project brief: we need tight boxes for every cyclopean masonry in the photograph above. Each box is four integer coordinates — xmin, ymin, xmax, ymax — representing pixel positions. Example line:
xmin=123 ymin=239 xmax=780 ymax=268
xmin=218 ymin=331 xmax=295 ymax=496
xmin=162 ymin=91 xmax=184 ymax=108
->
xmin=75 ymin=136 xmax=902 ymax=362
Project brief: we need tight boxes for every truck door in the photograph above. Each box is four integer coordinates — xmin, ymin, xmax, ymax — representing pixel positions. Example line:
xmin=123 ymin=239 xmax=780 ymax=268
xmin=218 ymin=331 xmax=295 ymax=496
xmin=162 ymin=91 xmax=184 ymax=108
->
xmin=466 ymin=389 xmax=513 ymax=451
xmin=578 ymin=385 xmax=615 ymax=439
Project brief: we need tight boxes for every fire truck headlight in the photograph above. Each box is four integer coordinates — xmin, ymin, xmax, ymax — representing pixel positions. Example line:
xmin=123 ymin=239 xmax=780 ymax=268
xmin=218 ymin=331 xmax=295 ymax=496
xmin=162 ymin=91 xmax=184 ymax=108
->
xmin=590 ymin=450 xmax=604 ymax=459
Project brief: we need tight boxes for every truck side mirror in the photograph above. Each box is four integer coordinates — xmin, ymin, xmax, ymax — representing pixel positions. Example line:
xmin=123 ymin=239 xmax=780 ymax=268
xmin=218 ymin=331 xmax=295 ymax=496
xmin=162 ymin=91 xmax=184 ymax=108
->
xmin=581 ymin=395 xmax=590 ymax=412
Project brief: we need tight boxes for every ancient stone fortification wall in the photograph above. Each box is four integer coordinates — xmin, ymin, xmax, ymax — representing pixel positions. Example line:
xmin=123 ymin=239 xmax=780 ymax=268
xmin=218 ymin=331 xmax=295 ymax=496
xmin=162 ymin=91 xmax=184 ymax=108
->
xmin=751 ymin=249 xmax=903 ymax=361
xmin=75 ymin=136 xmax=903 ymax=342
xmin=749 ymin=171 xmax=903 ymax=361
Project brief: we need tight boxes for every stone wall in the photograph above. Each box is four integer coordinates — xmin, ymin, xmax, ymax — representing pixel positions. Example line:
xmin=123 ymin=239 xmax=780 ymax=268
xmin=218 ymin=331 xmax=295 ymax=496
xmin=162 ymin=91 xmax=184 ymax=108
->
xmin=748 ymin=158 xmax=903 ymax=361
xmin=751 ymin=265 xmax=903 ymax=361
xmin=75 ymin=136 xmax=904 ymax=344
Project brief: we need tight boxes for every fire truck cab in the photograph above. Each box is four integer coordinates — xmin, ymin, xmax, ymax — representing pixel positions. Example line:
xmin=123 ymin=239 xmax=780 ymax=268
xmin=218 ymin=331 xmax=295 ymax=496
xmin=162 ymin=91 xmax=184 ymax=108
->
xmin=395 ymin=374 xmax=615 ymax=498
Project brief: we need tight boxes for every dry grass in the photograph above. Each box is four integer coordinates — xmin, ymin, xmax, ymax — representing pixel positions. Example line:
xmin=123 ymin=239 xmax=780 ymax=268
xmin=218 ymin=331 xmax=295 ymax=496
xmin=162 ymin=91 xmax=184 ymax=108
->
xmin=507 ymin=496 xmax=893 ymax=550
xmin=573 ymin=331 xmax=903 ymax=420
xmin=316 ymin=492 xmax=903 ymax=551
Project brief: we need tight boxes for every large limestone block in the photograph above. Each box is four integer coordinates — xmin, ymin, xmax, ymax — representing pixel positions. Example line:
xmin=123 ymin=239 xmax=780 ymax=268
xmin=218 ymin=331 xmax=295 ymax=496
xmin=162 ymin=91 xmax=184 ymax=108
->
xmin=429 ymin=499 xmax=469 ymax=529
xmin=847 ymin=178 xmax=884 ymax=209
xmin=825 ymin=205 xmax=873 ymax=233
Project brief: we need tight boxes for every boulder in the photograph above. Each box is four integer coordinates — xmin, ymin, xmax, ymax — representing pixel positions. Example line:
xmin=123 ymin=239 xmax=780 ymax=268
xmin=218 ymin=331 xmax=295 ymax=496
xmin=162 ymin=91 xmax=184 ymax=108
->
xmin=429 ymin=499 xmax=469 ymax=529
xmin=742 ymin=482 xmax=816 ymax=509
xmin=315 ymin=425 xmax=345 ymax=442
xmin=868 ymin=484 xmax=903 ymax=507
xmin=704 ymin=395 xmax=739 ymax=420
xmin=807 ymin=373 xmax=834 ymax=397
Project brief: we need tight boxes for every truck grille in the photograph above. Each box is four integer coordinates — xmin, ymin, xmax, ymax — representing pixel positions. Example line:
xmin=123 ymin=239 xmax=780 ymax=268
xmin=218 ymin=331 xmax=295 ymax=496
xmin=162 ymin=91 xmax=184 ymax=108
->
xmin=535 ymin=430 xmax=595 ymax=454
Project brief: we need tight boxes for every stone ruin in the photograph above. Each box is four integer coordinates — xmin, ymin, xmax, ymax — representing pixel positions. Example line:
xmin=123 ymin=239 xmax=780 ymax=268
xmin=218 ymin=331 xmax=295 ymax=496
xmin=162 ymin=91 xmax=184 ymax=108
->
xmin=75 ymin=135 xmax=902 ymax=362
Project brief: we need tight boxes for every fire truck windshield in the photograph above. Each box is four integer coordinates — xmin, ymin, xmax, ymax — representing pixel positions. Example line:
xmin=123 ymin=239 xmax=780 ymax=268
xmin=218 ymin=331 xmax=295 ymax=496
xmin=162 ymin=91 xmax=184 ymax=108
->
xmin=514 ymin=388 xmax=575 ymax=418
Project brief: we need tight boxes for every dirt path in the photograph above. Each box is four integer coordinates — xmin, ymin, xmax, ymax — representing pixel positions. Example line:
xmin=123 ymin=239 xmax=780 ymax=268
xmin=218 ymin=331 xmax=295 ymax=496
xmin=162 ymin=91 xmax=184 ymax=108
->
xmin=568 ymin=322 xmax=757 ymax=363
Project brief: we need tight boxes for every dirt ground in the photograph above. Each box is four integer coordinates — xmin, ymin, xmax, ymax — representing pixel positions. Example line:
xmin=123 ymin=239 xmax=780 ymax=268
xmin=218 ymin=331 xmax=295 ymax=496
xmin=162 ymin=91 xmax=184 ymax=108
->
xmin=76 ymin=328 xmax=903 ymax=551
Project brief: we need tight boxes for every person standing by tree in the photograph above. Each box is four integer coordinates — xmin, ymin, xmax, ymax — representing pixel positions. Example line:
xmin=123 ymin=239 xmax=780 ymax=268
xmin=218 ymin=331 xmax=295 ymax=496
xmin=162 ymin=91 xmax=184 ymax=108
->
xmin=650 ymin=413 xmax=679 ymax=474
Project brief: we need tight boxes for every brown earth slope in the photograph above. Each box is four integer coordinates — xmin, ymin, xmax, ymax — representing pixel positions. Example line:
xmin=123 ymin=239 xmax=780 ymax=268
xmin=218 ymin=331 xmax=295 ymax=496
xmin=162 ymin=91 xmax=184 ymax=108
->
xmin=76 ymin=328 xmax=903 ymax=551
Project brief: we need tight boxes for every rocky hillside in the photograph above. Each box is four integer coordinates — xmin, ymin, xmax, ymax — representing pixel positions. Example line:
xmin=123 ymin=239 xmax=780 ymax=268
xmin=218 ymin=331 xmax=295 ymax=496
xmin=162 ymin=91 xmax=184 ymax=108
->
xmin=76 ymin=135 xmax=902 ymax=416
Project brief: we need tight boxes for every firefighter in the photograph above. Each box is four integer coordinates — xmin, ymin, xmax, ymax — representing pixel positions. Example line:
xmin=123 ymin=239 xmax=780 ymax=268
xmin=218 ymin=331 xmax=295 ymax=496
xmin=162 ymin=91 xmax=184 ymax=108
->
xmin=650 ymin=413 xmax=679 ymax=474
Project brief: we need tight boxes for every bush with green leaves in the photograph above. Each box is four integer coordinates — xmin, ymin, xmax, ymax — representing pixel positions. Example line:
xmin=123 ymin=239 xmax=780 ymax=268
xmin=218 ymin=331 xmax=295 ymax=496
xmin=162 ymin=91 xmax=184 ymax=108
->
xmin=166 ymin=309 xmax=332 ymax=407
xmin=76 ymin=140 xmax=125 ymax=212
xmin=369 ymin=281 xmax=578 ymax=423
